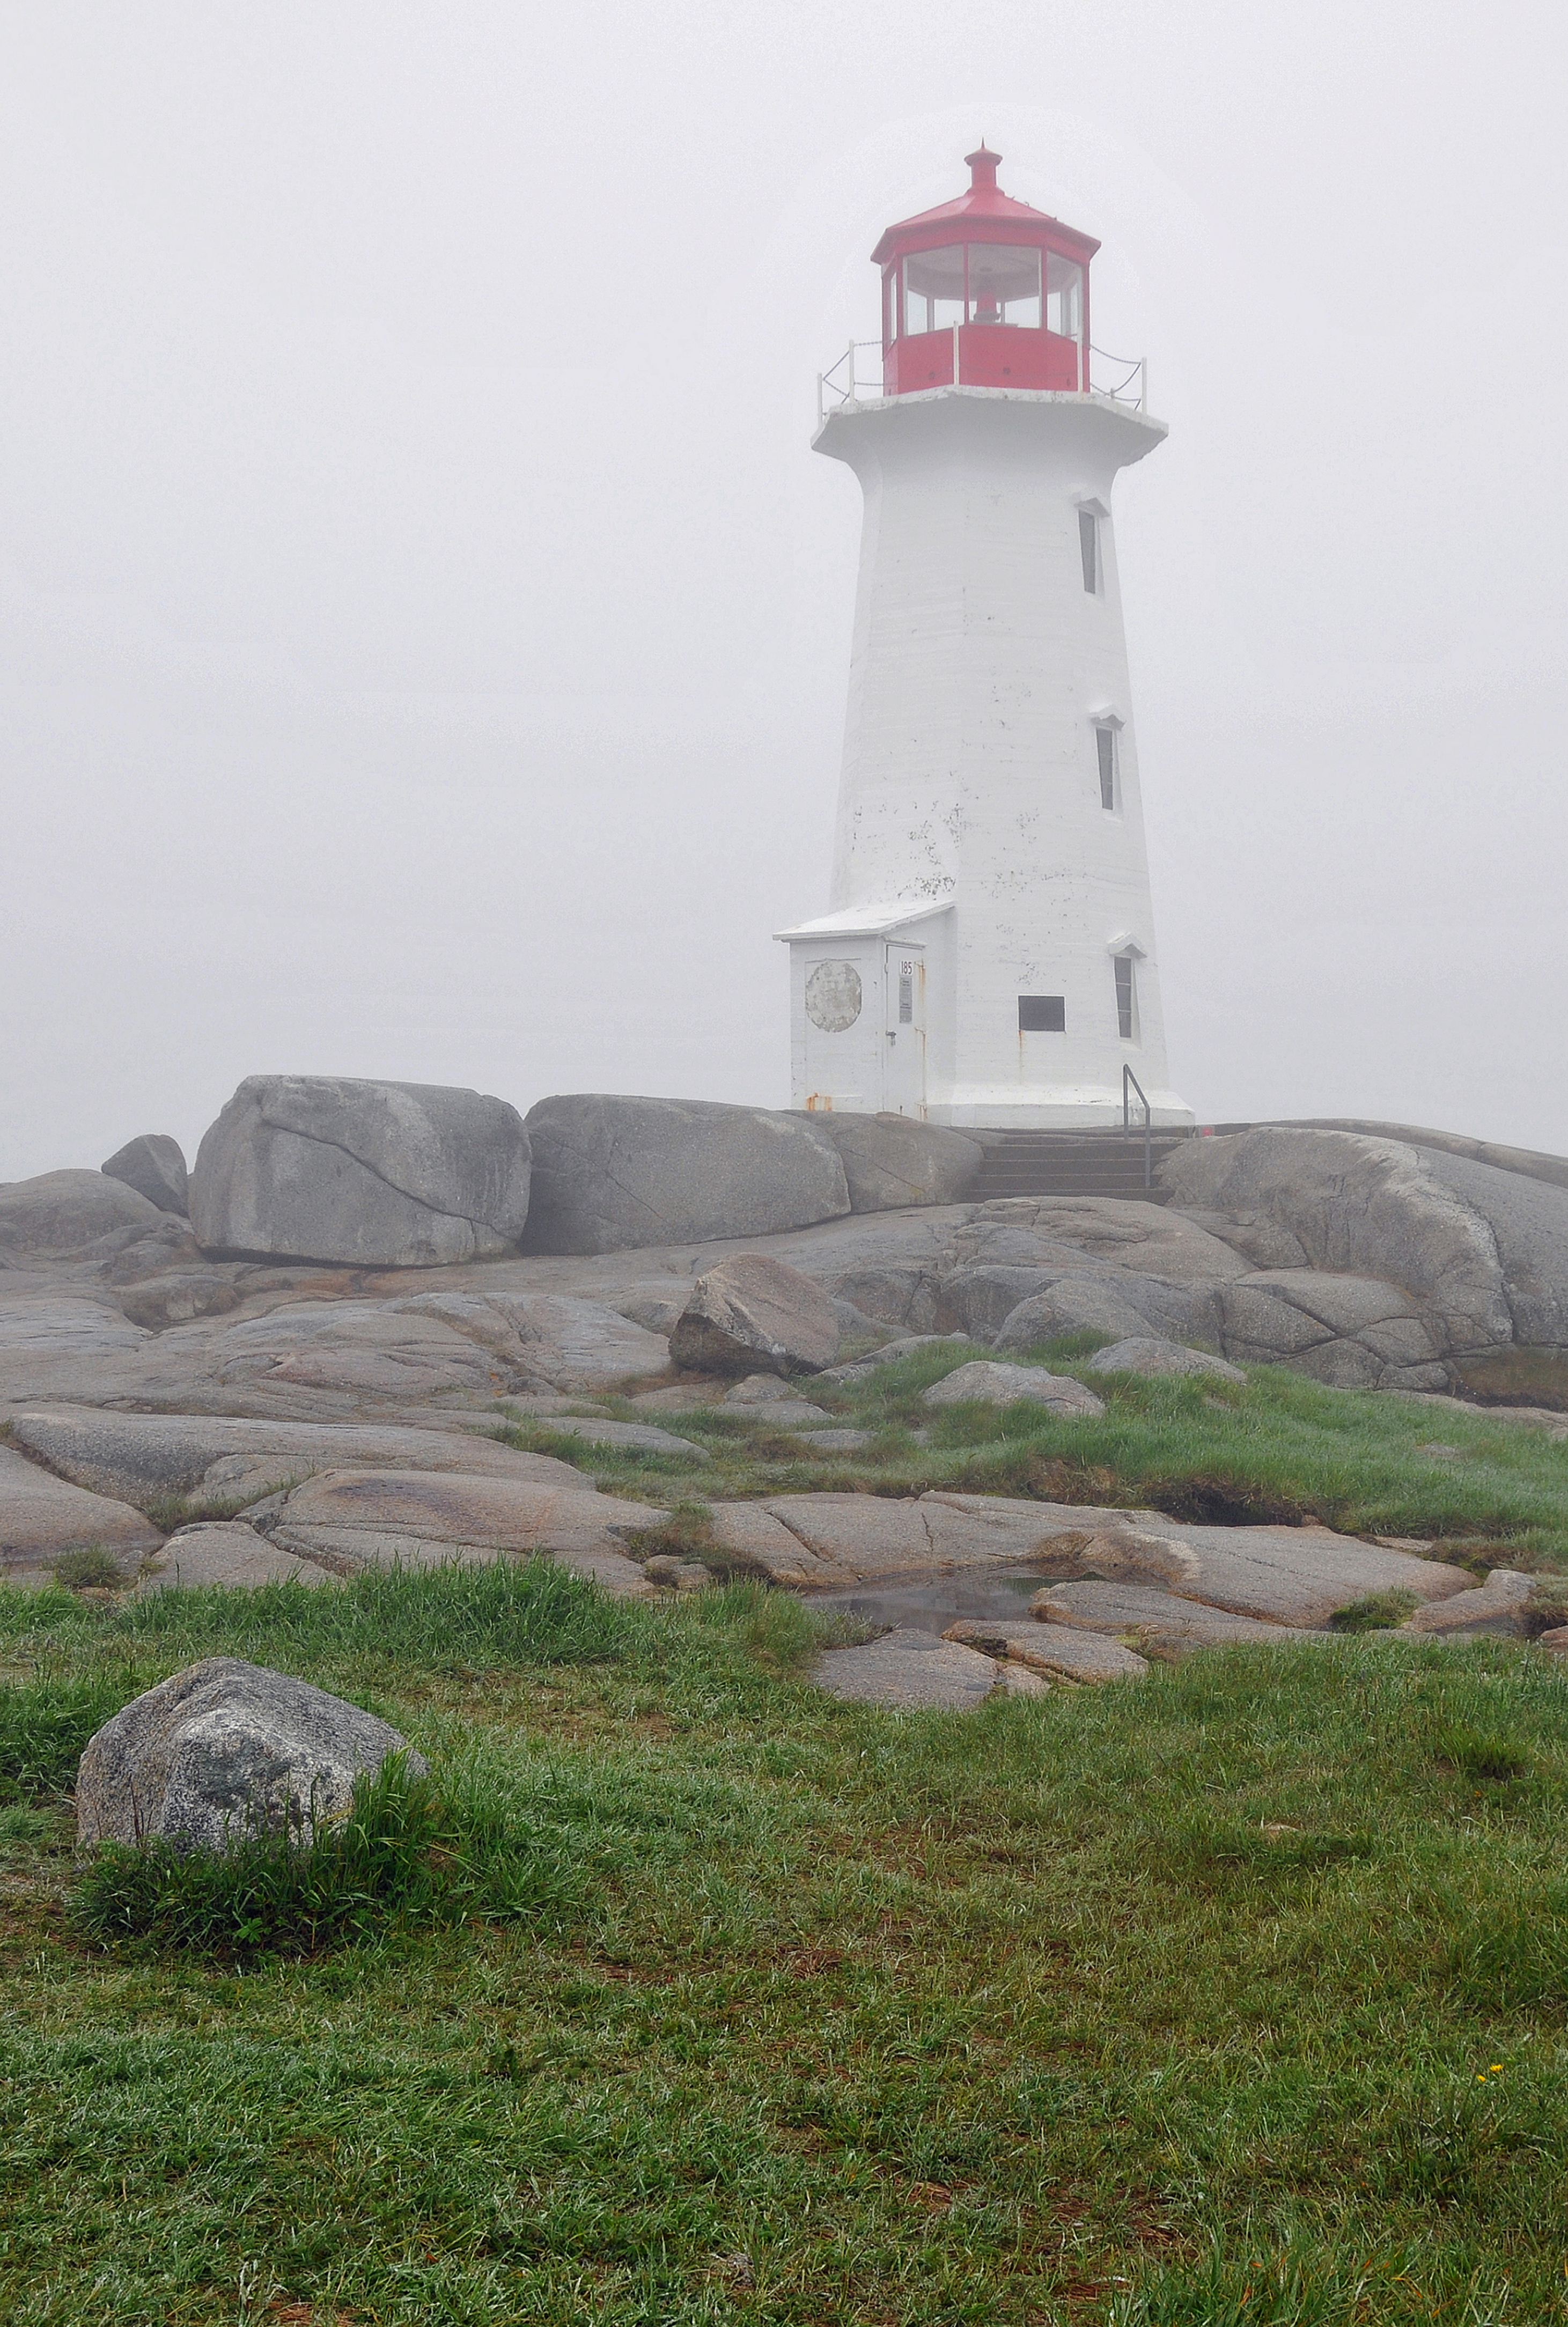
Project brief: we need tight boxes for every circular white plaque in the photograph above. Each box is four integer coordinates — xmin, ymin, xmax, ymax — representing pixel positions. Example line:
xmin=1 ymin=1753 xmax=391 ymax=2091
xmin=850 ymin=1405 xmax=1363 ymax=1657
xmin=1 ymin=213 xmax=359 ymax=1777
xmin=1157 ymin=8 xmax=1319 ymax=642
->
xmin=805 ymin=959 xmax=863 ymax=1033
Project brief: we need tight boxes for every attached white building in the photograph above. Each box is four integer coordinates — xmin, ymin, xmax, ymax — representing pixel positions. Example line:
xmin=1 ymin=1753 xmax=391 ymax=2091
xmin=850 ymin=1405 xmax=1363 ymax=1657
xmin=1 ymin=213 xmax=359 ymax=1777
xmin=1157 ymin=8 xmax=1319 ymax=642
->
xmin=779 ymin=148 xmax=1191 ymax=1130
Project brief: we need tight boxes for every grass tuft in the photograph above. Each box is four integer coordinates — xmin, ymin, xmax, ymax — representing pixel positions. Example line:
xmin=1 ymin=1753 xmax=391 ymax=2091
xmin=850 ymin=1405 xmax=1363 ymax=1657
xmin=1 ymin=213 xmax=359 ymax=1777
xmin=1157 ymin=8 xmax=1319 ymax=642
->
xmin=1329 ymin=1588 xmax=1420 ymax=1633
xmin=65 ymin=1749 xmax=589 ymax=1959
xmin=1432 ymin=1721 xmax=1530 ymax=1783
xmin=0 ymin=1673 xmax=132 ymax=1799
xmin=50 ymin=1547 xmax=126 ymax=1591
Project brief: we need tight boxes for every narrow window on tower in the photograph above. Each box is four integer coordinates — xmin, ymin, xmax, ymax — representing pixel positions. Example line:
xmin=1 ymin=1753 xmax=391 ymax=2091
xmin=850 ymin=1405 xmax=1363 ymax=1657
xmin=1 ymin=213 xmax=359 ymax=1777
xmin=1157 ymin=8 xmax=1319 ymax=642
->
xmin=1114 ymin=955 xmax=1137 ymax=1041
xmin=1078 ymin=509 xmax=1099 ymax=593
xmin=1095 ymin=724 xmax=1118 ymax=812
xmin=1019 ymin=995 xmax=1066 ymax=1033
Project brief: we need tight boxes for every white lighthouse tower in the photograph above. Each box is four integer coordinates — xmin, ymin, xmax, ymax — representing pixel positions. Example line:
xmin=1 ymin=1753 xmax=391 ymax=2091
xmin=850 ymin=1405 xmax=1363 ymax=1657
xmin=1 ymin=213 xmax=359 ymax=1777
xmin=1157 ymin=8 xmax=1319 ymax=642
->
xmin=779 ymin=148 xmax=1191 ymax=1132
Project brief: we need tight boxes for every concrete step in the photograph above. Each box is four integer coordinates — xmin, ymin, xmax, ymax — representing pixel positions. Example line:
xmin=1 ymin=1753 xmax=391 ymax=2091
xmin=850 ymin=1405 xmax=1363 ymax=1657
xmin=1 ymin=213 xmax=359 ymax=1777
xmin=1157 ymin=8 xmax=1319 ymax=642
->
xmin=971 ymin=1129 xmax=1187 ymax=1205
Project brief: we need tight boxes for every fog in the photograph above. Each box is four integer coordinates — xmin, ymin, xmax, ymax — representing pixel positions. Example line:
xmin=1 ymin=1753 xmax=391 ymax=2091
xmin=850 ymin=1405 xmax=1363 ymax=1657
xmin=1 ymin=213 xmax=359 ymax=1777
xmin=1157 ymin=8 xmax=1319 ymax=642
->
xmin=2 ymin=1 xmax=1565 ymax=1181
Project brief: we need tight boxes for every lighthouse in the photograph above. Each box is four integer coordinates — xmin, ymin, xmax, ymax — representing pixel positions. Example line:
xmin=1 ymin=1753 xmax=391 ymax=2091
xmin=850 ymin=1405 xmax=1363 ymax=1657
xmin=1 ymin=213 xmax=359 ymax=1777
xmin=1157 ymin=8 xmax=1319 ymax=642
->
xmin=778 ymin=147 xmax=1191 ymax=1132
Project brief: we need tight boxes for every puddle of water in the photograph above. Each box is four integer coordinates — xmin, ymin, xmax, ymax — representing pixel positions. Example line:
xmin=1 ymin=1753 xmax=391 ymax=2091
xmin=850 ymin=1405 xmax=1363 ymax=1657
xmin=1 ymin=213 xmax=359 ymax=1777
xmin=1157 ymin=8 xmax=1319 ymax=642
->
xmin=813 ymin=1570 xmax=1054 ymax=1638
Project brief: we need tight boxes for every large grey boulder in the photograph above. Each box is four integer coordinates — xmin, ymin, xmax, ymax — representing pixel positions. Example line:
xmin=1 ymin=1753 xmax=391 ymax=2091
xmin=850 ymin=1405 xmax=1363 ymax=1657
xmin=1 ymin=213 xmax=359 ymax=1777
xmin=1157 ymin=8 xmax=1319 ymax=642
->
xmin=669 ymin=1253 xmax=841 ymax=1376
xmin=1417 ymin=1150 xmax=1568 ymax=1347
xmin=995 ymin=1279 xmax=1154 ymax=1349
xmin=1160 ymin=1130 xmax=1512 ymax=1354
xmin=190 ymin=1076 xmax=531 ymax=1268
xmin=1236 ymin=1120 xmax=1568 ymax=1196
xmin=919 ymin=1360 xmax=1105 ymax=1417
xmin=1217 ymin=1271 xmax=1447 ymax=1389
xmin=100 ymin=1135 xmax=189 ymax=1217
xmin=520 ymin=1095 xmax=849 ymax=1255
xmin=937 ymin=1197 xmax=1246 ymax=1347
xmin=1083 ymin=1338 xmax=1246 ymax=1383
xmin=76 ymin=1658 xmax=425 ymax=1852
xmin=790 ymin=1112 xmax=984 ymax=1212
xmin=0 ymin=1169 xmax=163 ymax=1257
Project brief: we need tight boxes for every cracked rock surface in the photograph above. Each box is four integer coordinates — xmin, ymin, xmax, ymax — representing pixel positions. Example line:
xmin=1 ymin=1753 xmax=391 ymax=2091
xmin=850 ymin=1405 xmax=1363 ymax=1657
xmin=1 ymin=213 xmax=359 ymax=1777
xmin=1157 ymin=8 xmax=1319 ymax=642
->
xmin=190 ymin=1075 xmax=532 ymax=1268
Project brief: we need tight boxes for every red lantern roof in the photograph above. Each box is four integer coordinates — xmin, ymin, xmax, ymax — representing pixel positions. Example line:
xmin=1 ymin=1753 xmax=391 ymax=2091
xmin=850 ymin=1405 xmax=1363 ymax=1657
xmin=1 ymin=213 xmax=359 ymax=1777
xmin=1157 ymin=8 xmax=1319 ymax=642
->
xmin=871 ymin=148 xmax=1099 ymax=398
xmin=871 ymin=146 xmax=1099 ymax=267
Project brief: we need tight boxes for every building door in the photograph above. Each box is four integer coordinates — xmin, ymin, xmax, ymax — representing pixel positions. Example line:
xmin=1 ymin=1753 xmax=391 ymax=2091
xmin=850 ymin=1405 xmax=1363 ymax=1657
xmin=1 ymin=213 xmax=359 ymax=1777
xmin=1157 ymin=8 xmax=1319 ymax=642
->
xmin=882 ymin=944 xmax=926 ymax=1117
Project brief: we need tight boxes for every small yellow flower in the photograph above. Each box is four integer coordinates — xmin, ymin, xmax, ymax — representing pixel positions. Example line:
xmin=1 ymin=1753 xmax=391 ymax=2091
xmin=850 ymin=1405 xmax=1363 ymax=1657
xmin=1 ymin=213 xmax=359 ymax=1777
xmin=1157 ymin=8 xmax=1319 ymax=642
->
xmin=1491 ymin=2064 xmax=1503 ymax=2072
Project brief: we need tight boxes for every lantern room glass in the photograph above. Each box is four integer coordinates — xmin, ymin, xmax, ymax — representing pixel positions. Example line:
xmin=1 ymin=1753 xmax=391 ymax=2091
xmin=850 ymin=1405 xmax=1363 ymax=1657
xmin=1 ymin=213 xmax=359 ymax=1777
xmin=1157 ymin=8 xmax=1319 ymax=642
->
xmin=966 ymin=244 xmax=1040 ymax=327
xmin=1046 ymin=252 xmax=1084 ymax=340
xmin=902 ymin=245 xmax=966 ymax=334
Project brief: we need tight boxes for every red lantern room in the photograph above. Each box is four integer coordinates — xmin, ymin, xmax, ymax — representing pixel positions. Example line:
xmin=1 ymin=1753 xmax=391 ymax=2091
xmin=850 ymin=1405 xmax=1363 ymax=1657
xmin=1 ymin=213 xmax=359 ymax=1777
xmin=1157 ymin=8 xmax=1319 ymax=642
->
xmin=873 ymin=145 xmax=1098 ymax=396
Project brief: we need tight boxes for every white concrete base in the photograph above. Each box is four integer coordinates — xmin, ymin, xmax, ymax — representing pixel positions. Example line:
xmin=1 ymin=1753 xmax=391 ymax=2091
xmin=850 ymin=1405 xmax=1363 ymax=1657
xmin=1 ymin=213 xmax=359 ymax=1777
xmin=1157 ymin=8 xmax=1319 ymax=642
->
xmin=931 ymin=1085 xmax=1194 ymax=1131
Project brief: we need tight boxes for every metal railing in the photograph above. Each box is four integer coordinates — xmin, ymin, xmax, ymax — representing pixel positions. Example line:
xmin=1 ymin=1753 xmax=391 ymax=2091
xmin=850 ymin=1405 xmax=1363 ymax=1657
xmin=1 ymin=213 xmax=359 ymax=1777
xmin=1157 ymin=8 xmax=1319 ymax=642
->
xmin=1123 ymin=1063 xmax=1153 ymax=1190
xmin=816 ymin=341 xmax=886 ymax=424
xmin=818 ymin=334 xmax=1150 ymax=424
xmin=1089 ymin=346 xmax=1149 ymax=413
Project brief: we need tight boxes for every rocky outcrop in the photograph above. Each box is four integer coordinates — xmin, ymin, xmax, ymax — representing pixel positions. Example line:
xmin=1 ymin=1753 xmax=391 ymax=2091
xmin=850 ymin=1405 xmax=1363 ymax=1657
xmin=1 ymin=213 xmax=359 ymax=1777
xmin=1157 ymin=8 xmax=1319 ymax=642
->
xmin=669 ymin=1254 xmax=840 ymax=1376
xmin=1217 ymin=1271 xmax=1448 ymax=1389
xmin=935 ymin=1197 xmax=1246 ymax=1347
xmin=249 ymin=1468 xmax=662 ymax=1596
xmin=1398 ymin=1568 xmax=1533 ymax=1638
xmin=0 ymin=1169 xmax=164 ymax=1257
xmin=0 ymin=1442 xmax=163 ymax=1586
xmin=712 ymin=1489 xmax=1473 ymax=1623
xmin=100 ymin=1135 xmax=189 ymax=1217
xmin=136 ymin=1523 xmax=334 ymax=1593
xmin=791 ymin=1112 xmax=985 ymax=1212
xmin=190 ymin=1076 xmax=531 ymax=1268
xmin=76 ymin=1658 xmax=424 ymax=1852
xmin=520 ymin=1095 xmax=849 ymax=1255
xmin=1160 ymin=1130 xmax=1513 ymax=1356
xmin=1417 ymin=1150 xmax=1568 ymax=1347
xmin=1030 ymin=1578 xmax=1316 ymax=1653
xmin=6 ymin=1406 xmax=587 ymax=1508
xmin=943 ymin=1619 xmax=1148 ymax=1682
xmin=813 ymin=1628 xmax=1000 ymax=1710
xmin=993 ymin=1278 xmax=1154 ymax=1349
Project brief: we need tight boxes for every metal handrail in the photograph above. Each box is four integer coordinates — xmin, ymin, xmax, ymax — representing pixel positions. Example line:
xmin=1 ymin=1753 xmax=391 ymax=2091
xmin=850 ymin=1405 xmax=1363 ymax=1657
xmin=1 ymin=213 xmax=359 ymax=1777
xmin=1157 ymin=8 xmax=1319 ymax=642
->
xmin=819 ymin=335 xmax=1150 ymax=424
xmin=1123 ymin=1064 xmax=1152 ymax=1190
xmin=1089 ymin=346 xmax=1148 ymax=414
xmin=816 ymin=340 xmax=885 ymax=425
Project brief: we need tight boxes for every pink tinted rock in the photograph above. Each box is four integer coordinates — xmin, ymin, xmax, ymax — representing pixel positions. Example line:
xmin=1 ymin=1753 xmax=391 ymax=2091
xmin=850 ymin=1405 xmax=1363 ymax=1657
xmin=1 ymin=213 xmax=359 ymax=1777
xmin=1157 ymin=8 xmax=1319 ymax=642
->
xmin=670 ymin=1253 xmax=841 ymax=1377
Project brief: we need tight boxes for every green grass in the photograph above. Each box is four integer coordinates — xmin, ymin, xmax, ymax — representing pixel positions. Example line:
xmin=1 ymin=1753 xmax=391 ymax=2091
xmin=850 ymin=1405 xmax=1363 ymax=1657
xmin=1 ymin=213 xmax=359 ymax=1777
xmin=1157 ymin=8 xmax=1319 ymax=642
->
xmin=497 ymin=1345 xmax=1568 ymax=1572
xmin=1327 ymin=1589 xmax=1420 ymax=1634
xmin=49 ymin=1544 xmax=128 ymax=1590
xmin=5 ymin=1562 xmax=1568 ymax=2321
xmin=67 ymin=1746 xmax=605 ymax=1960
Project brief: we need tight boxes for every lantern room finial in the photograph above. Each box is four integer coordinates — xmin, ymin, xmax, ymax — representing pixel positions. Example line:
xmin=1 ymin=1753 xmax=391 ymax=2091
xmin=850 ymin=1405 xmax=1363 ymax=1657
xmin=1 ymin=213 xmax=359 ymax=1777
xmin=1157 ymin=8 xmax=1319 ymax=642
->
xmin=965 ymin=143 xmax=1002 ymax=192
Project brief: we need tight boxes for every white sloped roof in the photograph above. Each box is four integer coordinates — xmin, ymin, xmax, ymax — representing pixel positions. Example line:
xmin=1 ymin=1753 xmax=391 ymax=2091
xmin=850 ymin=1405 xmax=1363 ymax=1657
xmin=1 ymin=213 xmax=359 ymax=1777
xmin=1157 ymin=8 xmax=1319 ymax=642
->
xmin=773 ymin=899 xmax=954 ymax=942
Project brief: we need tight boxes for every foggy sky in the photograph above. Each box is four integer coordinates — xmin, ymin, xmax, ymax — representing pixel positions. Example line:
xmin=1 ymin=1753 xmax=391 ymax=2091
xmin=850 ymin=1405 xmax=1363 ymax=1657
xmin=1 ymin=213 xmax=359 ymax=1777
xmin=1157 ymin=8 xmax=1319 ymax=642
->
xmin=3 ymin=1 xmax=1565 ymax=1182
